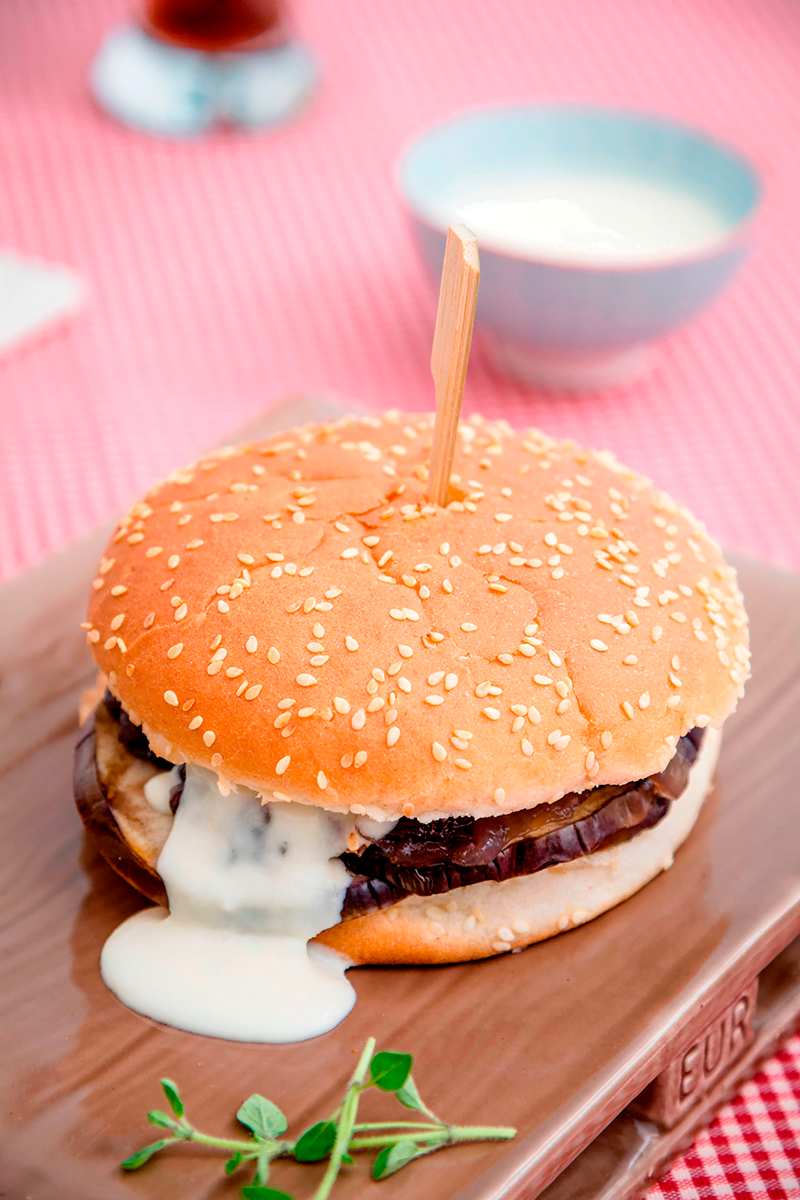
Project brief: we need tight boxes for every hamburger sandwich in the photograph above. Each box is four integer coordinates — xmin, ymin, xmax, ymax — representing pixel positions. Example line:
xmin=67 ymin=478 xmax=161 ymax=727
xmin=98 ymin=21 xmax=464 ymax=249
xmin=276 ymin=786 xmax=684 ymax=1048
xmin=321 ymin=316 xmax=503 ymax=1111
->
xmin=75 ymin=411 xmax=749 ymax=985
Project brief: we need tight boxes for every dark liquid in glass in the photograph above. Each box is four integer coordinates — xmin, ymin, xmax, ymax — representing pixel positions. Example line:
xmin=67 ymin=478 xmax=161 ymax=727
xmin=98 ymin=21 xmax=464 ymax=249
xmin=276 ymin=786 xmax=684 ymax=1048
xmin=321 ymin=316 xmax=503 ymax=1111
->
xmin=144 ymin=0 xmax=283 ymax=51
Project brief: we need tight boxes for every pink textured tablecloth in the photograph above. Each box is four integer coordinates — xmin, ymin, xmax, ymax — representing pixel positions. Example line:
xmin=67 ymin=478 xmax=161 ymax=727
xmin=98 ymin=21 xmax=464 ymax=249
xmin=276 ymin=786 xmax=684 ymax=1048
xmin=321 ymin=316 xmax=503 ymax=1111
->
xmin=1 ymin=1 xmax=799 ymax=1195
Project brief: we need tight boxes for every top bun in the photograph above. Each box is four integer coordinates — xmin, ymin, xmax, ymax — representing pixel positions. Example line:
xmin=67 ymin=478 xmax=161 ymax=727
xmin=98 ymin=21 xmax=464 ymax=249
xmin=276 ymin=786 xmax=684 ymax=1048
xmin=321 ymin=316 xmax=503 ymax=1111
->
xmin=85 ymin=412 xmax=749 ymax=821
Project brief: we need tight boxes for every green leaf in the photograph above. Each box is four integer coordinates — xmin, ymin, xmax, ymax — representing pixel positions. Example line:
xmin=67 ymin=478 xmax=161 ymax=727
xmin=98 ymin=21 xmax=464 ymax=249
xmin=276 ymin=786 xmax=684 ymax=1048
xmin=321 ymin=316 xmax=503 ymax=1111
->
xmin=373 ymin=1139 xmax=420 ymax=1179
xmin=369 ymin=1051 xmax=413 ymax=1092
xmin=225 ymin=1152 xmax=244 ymax=1175
xmin=147 ymin=1109 xmax=177 ymax=1129
xmin=237 ymin=1094 xmax=288 ymax=1140
xmin=395 ymin=1074 xmax=427 ymax=1113
xmin=294 ymin=1120 xmax=337 ymax=1162
xmin=120 ymin=1139 xmax=169 ymax=1170
xmin=240 ymin=1187 xmax=294 ymax=1200
xmin=159 ymin=1078 xmax=184 ymax=1118
xmin=342 ymin=1152 xmax=354 ymax=1165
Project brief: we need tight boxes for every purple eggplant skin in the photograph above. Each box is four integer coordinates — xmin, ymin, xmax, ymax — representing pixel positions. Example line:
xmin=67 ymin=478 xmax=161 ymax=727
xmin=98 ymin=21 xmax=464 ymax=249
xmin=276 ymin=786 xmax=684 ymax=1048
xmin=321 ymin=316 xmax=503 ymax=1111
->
xmin=81 ymin=698 xmax=703 ymax=919
xmin=340 ymin=730 xmax=703 ymax=901
xmin=73 ymin=712 xmax=168 ymax=906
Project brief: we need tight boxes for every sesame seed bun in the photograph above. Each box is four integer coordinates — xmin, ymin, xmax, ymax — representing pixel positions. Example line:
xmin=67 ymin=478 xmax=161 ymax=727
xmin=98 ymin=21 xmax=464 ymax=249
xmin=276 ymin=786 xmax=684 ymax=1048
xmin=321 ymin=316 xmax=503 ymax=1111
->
xmin=84 ymin=412 xmax=748 ymax=821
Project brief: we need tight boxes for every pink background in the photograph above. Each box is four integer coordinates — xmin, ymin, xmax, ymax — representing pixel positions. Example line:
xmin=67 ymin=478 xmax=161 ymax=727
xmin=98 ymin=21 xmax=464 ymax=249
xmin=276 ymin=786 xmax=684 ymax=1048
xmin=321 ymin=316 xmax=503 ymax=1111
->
xmin=2 ymin=1 xmax=800 ymax=1195
xmin=2 ymin=0 xmax=800 ymax=582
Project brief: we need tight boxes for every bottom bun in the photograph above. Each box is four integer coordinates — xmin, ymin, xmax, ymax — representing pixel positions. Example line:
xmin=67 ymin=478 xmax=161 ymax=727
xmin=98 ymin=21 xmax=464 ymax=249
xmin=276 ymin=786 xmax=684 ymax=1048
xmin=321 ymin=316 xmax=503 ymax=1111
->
xmin=315 ymin=727 xmax=721 ymax=965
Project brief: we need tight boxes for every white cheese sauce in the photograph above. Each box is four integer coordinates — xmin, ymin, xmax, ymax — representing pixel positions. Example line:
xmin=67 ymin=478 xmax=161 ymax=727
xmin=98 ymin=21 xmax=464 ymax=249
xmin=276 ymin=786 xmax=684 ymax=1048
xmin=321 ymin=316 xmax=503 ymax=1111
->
xmin=143 ymin=764 xmax=183 ymax=814
xmin=440 ymin=173 xmax=730 ymax=265
xmin=101 ymin=765 xmax=357 ymax=1043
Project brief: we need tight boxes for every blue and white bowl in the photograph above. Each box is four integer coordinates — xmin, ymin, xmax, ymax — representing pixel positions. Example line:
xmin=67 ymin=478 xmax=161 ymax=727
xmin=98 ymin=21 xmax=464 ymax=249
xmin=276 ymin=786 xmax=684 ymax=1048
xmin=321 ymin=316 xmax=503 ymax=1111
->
xmin=399 ymin=106 xmax=760 ymax=389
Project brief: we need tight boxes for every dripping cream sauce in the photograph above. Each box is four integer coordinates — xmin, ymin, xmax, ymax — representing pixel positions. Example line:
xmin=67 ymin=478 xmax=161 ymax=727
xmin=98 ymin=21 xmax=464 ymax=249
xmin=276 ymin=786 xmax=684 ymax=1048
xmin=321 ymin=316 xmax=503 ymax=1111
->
xmin=101 ymin=765 xmax=370 ymax=1043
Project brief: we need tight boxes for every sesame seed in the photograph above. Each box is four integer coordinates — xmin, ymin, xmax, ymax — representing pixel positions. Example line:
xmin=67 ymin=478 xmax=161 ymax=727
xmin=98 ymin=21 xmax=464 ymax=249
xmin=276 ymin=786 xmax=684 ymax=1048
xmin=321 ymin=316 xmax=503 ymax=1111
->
xmin=110 ymin=613 xmax=125 ymax=631
xmin=143 ymin=612 xmax=155 ymax=628
xmin=203 ymin=731 xmax=216 ymax=747
xmin=296 ymin=674 xmax=317 ymax=687
xmin=534 ymin=675 xmax=553 ymax=686
xmin=110 ymin=585 xmax=127 ymax=596
xmin=387 ymin=726 xmax=400 ymax=746
xmin=174 ymin=603 xmax=188 ymax=622
xmin=167 ymin=643 xmax=183 ymax=659
xmin=398 ymin=644 xmax=413 ymax=658
xmin=244 ymin=684 xmax=262 ymax=700
xmin=432 ymin=742 xmax=447 ymax=761
xmin=494 ymin=513 xmax=513 ymax=523
xmin=317 ymin=771 xmax=328 ymax=790
xmin=390 ymin=609 xmax=406 ymax=620
xmin=351 ymin=709 xmax=366 ymax=730
xmin=638 ymin=693 xmax=650 ymax=710
xmin=521 ymin=739 xmax=534 ymax=756
xmin=428 ymin=671 xmax=445 ymax=685
xmin=461 ymin=622 xmax=477 ymax=632
xmin=590 ymin=639 xmax=608 ymax=652
xmin=454 ymin=758 xmax=473 ymax=769
xmin=666 ymin=695 xmax=681 ymax=708
xmin=207 ymin=661 xmax=223 ymax=675
xmin=445 ymin=673 xmax=458 ymax=690
xmin=622 ymin=701 xmax=635 ymax=719
xmin=189 ymin=715 xmax=203 ymax=730
xmin=601 ymin=730 xmax=613 ymax=749
xmin=482 ymin=707 xmax=501 ymax=720
xmin=341 ymin=548 xmax=358 ymax=559
xmin=652 ymin=626 xmax=663 ymax=642
xmin=425 ymin=695 xmax=444 ymax=706
xmin=267 ymin=646 xmax=280 ymax=664
xmin=163 ymin=690 xmax=178 ymax=706
xmin=246 ymin=636 xmax=258 ymax=653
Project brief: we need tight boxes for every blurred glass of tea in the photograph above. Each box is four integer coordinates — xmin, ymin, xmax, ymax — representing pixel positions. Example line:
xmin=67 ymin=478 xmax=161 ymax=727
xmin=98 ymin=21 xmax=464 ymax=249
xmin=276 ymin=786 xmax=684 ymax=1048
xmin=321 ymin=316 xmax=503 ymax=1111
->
xmin=143 ymin=0 xmax=286 ymax=52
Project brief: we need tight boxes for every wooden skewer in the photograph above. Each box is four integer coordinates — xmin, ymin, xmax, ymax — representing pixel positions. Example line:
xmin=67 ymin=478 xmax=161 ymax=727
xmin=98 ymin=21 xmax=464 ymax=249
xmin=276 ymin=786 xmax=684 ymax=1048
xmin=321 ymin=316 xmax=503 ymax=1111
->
xmin=427 ymin=224 xmax=480 ymax=508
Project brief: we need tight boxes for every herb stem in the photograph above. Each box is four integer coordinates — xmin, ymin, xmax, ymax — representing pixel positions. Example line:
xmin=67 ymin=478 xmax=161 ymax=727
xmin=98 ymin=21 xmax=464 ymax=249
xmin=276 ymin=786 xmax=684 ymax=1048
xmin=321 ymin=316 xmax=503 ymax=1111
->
xmin=182 ymin=1130 xmax=280 ymax=1154
xmin=349 ymin=1133 xmax=447 ymax=1149
xmin=351 ymin=1121 xmax=441 ymax=1131
xmin=312 ymin=1037 xmax=375 ymax=1200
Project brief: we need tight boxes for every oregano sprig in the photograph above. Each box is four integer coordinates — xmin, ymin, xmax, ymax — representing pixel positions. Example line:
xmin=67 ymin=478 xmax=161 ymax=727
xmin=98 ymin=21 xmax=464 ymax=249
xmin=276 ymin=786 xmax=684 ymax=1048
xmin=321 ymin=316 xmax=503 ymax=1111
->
xmin=121 ymin=1038 xmax=516 ymax=1198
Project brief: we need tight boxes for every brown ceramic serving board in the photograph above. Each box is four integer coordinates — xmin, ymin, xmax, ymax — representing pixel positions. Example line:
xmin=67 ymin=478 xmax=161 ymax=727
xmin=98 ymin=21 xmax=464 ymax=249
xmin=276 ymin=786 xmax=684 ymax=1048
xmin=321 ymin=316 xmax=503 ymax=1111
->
xmin=2 ymin=396 xmax=800 ymax=1200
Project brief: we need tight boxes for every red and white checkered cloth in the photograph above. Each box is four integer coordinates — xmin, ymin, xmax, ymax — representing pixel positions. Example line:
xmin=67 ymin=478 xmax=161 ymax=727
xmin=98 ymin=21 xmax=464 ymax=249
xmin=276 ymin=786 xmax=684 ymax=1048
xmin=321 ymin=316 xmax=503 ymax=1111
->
xmin=650 ymin=1034 xmax=800 ymax=1198
xmin=1 ymin=1 xmax=799 ymax=1194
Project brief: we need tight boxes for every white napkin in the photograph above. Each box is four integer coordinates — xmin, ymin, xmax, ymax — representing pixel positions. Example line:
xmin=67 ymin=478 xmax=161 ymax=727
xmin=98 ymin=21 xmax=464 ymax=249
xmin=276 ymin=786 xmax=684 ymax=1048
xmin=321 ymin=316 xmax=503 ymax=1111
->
xmin=0 ymin=251 xmax=84 ymax=356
